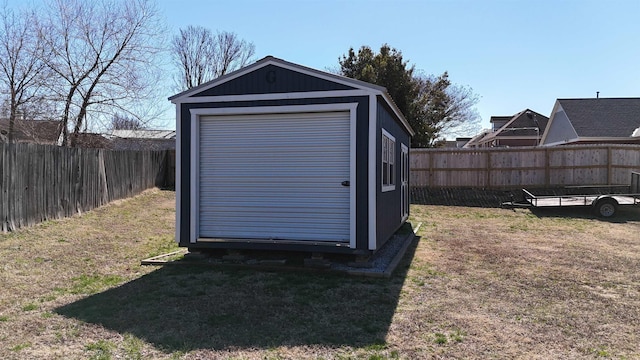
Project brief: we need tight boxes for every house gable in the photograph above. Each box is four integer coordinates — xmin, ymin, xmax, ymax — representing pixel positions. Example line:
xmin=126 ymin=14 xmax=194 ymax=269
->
xmin=541 ymin=102 xmax=578 ymax=145
xmin=496 ymin=109 xmax=548 ymax=138
xmin=542 ymin=98 xmax=640 ymax=146
xmin=490 ymin=116 xmax=511 ymax=131
xmin=467 ymin=109 xmax=548 ymax=147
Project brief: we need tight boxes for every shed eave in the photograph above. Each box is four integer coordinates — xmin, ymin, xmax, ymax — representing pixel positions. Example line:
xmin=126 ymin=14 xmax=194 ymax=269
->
xmin=380 ymin=92 xmax=415 ymax=136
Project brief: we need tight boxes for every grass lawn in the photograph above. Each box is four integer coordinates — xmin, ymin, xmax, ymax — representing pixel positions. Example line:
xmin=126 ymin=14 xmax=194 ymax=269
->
xmin=1 ymin=189 xmax=639 ymax=359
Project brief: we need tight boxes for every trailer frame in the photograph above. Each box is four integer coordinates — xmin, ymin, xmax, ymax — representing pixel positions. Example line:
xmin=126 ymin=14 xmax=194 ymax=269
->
xmin=504 ymin=172 xmax=640 ymax=218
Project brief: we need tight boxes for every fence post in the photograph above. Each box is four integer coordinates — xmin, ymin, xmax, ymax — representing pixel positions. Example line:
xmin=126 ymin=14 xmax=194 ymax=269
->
xmin=545 ymin=148 xmax=550 ymax=186
xmin=607 ymin=146 xmax=612 ymax=185
xmin=485 ymin=150 xmax=491 ymax=188
xmin=428 ymin=151 xmax=433 ymax=188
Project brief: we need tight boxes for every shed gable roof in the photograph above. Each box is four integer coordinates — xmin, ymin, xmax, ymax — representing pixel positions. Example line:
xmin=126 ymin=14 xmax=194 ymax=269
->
xmin=559 ymin=98 xmax=640 ymax=138
xmin=169 ymin=56 xmax=414 ymax=136
xmin=169 ymin=56 xmax=386 ymax=101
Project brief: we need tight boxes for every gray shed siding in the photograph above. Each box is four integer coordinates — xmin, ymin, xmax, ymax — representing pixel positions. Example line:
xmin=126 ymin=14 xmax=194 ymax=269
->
xmin=376 ymin=99 xmax=411 ymax=248
xmin=178 ymin=96 xmax=372 ymax=252
xmin=194 ymin=65 xmax=355 ymax=97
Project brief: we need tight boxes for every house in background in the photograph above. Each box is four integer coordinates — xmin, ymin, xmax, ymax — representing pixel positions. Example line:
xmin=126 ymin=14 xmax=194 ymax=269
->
xmin=465 ymin=109 xmax=549 ymax=148
xmin=439 ymin=137 xmax=472 ymax=148
xmin=540 ymin=98 xmax=640 ymax=146
xmin=109 ymin=129 xmax=176 ymax=150
xmin=0 ymin=119 xmax=62 ymax=145
xmin=70 ymin=133 xmax=112 ymax=148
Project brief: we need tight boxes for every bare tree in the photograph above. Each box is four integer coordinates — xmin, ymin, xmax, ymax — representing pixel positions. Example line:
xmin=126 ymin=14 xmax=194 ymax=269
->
xmin=420 ymin=75 xmax=481 ymax=141
xmin=109 ymin=113 xmax=145 ymax=131
xmin=0 ymin=4 xmax=49 ymax=143
xmin=172 ymin=25 xmax=255 ymax=91
xmin=37 ymin=0 xmax=165 ymax=146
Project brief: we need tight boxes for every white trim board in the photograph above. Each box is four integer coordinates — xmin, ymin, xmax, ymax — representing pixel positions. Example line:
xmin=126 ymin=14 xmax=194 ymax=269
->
xmin=368 ymin=94 xmax=377 ymax=250
xmin=189 ymin=103 xmax=358 ymax=248
xmin=173 ymin=89 xmax=374 ymax=104
xmin=174 ymin=104 xmax=181 ymax=244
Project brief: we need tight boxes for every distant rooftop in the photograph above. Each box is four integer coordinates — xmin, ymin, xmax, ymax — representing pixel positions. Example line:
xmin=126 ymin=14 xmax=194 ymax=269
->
xmin=111 ymin=129 xmax=176 ymax=139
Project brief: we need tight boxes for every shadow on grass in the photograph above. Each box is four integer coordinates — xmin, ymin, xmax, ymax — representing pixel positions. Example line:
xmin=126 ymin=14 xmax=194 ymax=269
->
xmin=55 ymin=239 xmax=418 ymax=353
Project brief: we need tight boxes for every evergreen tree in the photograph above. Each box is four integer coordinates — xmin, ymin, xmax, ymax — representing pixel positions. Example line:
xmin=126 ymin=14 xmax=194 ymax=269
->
xmin=339 ymin=45 xmax=479 ymax=147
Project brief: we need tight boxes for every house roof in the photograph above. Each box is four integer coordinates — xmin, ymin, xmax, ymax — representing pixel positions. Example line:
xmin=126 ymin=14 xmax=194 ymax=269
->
xmin=462 ymin=129 xmax=491 ymax=147
xmin=497 ymin=109 xmax=549 ymax=137
xmin=110 ymin=138 xmax=175 ymax=151
xmin=466 ymin=109 xmax=549 ymax=147
xmin=489 ymin=116 xmax=512 ymax=124
xmin=73 ymin=133 xmax=111 ymax=149
xmin=111 ymin=129 xmax=176 ymax=139
xmin=0 ymin=119 xmax=62 ymax=144
xmin=169 ymin=55 xmax=414 ymax=136
xmin=558 ymin=98 xmax=640 ymax=138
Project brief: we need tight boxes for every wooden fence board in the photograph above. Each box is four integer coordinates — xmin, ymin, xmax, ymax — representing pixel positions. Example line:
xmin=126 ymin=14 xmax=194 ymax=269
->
xmin=0 ymin=143 xmax=169 ymax=232
xmin=411 ymin=145 xmax=640 ymax=188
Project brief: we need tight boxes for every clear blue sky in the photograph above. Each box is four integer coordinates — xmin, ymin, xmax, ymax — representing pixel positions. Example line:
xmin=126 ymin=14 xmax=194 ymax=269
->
xmin=156 ymin=0 xmax=640 ymax=136
xmin=7 ymin=0 xmax=640 ymax=136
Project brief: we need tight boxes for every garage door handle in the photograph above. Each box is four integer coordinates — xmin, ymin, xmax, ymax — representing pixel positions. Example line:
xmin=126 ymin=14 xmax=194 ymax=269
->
xmin=341 ymin=181 xmax=350 ymax=187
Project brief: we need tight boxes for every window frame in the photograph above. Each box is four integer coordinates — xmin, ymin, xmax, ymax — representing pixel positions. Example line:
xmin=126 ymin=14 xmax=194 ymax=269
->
xmin=381 ymin=129 xmax=396 ymax=192
xmin=401 ymin=144 xmax=409 ymax=220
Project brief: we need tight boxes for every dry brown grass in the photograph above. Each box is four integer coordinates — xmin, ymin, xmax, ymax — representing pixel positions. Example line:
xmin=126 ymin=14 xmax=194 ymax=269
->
xmin=1 ymin=190 xmax=639 ymax=359
xmin=397 ymin=205 xmax=640 ymax=359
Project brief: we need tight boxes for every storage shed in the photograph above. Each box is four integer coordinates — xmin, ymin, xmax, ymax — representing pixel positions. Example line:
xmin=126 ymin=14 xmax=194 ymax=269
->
xmin=169 ymin=56 xmax=414 ymax=255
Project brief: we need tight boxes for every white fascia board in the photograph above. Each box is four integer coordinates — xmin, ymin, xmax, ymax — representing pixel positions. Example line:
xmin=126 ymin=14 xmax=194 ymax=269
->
xmin=174 ymin=89 xmax=374 ymax=104
xmin=349 ymin=105 xmax=357 ymax=249
xmin=577 ymin=136 xmax=640 ymax=143
xmin=494 ymin=135 xmax=541 ymax=139
xmin=189 ymin=108 xmax=199 ymax=243
xmin=170 ymin=56 xmax=387 ymax=103
xmin=175 ymin=104 xmax=181 ymax=244
xmin=190 ymin=103 xmax=357 ymax=116
xmin=380 ymin=92 xmax=415 ymax=136
xmin=368 ymin=94 xmax=377 ymax=250
xmin=541 ymin=139 xmax=571 ymax=146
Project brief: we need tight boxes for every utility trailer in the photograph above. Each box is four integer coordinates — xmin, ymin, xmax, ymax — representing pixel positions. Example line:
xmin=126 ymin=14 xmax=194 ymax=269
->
xmin=504 ymin=172 xmax=640 ymax=218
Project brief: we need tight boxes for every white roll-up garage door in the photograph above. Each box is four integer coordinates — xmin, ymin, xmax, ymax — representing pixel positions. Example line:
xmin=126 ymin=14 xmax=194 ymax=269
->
xmin=198 ymin=111 xmax=351 ymax=242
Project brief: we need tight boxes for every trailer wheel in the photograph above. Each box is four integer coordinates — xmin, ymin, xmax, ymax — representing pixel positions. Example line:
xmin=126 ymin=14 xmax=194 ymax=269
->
xmin=595 ymin=198 xmax=618 ymax=218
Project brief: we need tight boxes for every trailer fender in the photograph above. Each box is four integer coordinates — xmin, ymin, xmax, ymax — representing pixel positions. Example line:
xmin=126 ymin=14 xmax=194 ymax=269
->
xmin=593 ymin=197 xmax=618 ymax=218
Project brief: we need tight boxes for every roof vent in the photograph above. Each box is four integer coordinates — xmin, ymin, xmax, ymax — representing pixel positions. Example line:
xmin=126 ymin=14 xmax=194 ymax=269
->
xmin=632 ymin=127 xmax=640 ymax=137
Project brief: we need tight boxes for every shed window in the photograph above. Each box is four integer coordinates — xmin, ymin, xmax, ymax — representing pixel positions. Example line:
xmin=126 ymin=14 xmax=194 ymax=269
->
xmin=382 ymin=129 xmax=395 ymax=192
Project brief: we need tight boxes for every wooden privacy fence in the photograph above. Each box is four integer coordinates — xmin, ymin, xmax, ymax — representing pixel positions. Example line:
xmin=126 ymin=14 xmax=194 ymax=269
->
xmin=411 ymin=144 xmax=640 ymax=188
xmin=0 ymin=143 xmax=170 ymax=232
